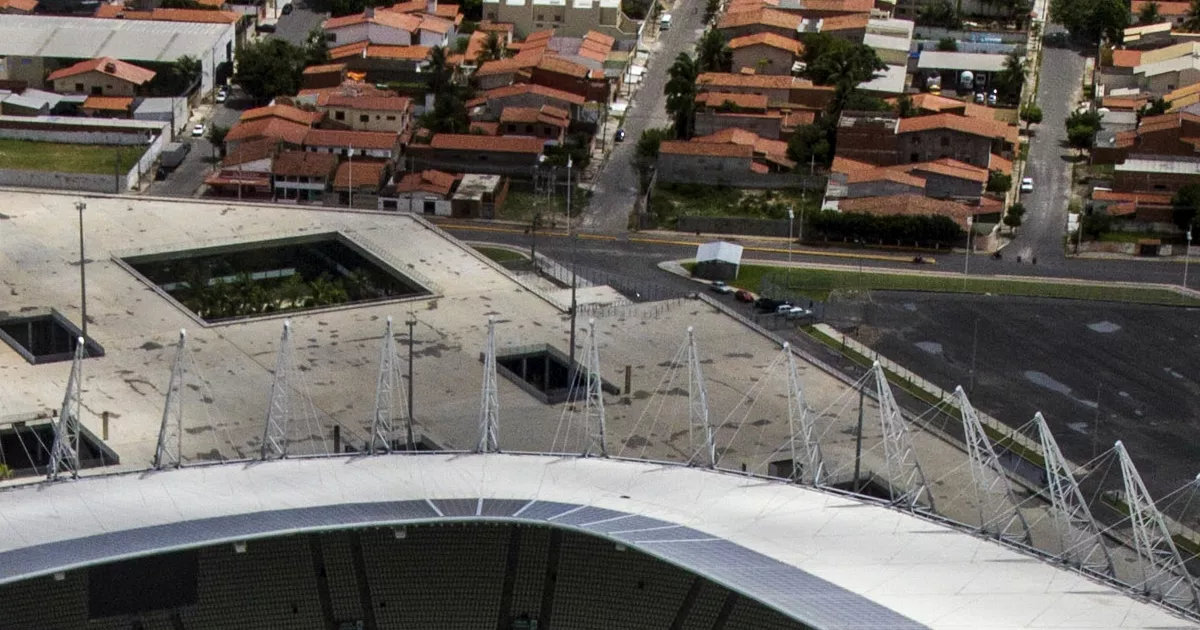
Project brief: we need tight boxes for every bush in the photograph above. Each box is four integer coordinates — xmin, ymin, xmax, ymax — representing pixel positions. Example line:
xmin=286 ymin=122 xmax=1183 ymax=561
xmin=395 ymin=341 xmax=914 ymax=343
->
xmin=937 ymin=37 xmax=958 ymax=51
xmin=1082 ymin=213 xmax=1113 ymax=238
xmin=809 ymin=211 xmax=963 ymax=246
xmin=987 ymin=171 xmax=1013 ymax=193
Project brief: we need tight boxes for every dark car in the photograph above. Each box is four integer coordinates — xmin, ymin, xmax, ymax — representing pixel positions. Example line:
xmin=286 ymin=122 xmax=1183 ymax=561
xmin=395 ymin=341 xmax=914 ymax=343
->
xmin=280 ymin=2 xmax=293 ymax=13
xmin=614 ymin=128 xmax=625 ymax=142
xmin=754 ymin=297 xmax=786 ymax=312
xmin=255 ymin=22 xmax=277 ymax=33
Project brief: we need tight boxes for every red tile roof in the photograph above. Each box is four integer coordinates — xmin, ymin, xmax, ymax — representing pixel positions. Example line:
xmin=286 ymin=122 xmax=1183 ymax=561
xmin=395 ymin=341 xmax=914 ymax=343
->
xmin=222 ymin=138 xmax=278 ymax=167
xmin=304 ymin=63 xmax=348 ymax=75
xmin=838 ymin=194 xmax=990 ymax=228
xmin=692 ymin=128 xmax=790 ymax=163
xmin=500 ymin=105 xmax=570 ymax=126
xmin=272 ymin=151 xmax=339 ymax=177
xmin=476 ymin=56 xmax=540 ymax=76
xmin=333 ymin=159 xmax=388 ymax=188
xmin=718 ymin=7 xmax=802 ymax=31
xmin=0 ymin=0 xmax=38 ymax=10
xmin=317 ymin=92 xmax=412 ymax=112
xmin=728 ymin=32 xmax=803 ymax=55
xmin=428 ymin=134 xmax=544 ymax=153
xmin=304 ymin=128 xmax=399 ymax=150
xmin=242 ymin=104 xmax=324 ymax=126
xmin=81 ymin=95 xmax=134 ymax=110
xmin=1092 ymin=190 xmax=1173 ymax=204
xmin=122 ymin=8 xmax=240 ymax=22
xmin=819 ymin=12 xmax=869 ymax=31
xmin=696 ymin=91 xmax=770 ymax=110
xmin=698 ymin=72 xmax=798 ymax=90
xmin=93 ymin=2 xmax=123 ymax=17
xmin=536 ymin=56 xmax=590 ymax=79
xmin=1131 ymin=0 xmax=1189 ymax=16
xmin=1112 ymin=49 xmax=1143 ymax=68
xmin=324 ymin=9 xmax=421 ymax=31
xmin=394 ymin=169 xmax=459 ymax=196
xmin=226 ymin=118 xmax=312 ymax=146
xmin=469 ymin=83 xmax=586 ymax=107
xmin=47 ymin=57 xmax=156 ymax=85
xmin=846 ymin=168 xmax=926 ymax=187
xmin=909 ymin=158 xmax=989 ymax=183
xmin=988 ymin=153 xmax=1012 ymax=175
xmin=368 ymin=45 xmax=431 ymax=60
xmin=469 ymin=121 xmax=499 ymax=135
xmin=659 ymin=141 xmax=754 ymax=158
xmin=896 ymin=113 xmax=1019 ymax=145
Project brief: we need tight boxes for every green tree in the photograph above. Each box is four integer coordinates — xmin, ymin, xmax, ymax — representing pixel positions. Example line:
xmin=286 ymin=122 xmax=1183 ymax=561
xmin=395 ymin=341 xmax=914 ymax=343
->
xmin=665 ymin=53 xmax=699 ymax=139
xmin=1019 ymin=104 xmax=1043 ymax=127
xmin=208 ymin=124 xmax=230 ymax=158
xmin=420 ymin=91 xmax=469 ymax=133
xmin=1186 ymin=0 xmax=1200 ymax=31
xmin=305 ymin=28 xmax=331 ymax=66
xmin=234 ymin=38 xmax=307 ymax=101
xmin=786 ymin=122 xmax=832 ymax=167
xmin=477 ymin=32 xmax=505 ymax=64
xmin=1051 ymin=0 xmax=1128 ymax=43
xmin=917 ymin=0 xmax=960 ymax=28
xmin=635 ymin=127 xmax=674 ymax=165
xmin=1004 ymin=202 xmax=1026 ymax=229
xmin=987 ymin=171 xmax=1013 ymax=193
xmin=696 ymin=29 xmax=732 ymax=73
xmin=427 ymin=46 xmax=453 ymax=95
xmin=843 ymin=91 xmax=891 ymax=111
xmin=1172 ymin=183 xmax=1200 ymax=231
xmin=994 ymin=52 xmax=1026 ymax=102
xmin=1081 ymin=213 xmax=1113 ymax=237
xmin=895 ymin=94 xmax=917 ymax=118
xmin=1139 ymin=97 xmax=1169 ymax=119
xmin=1065 ymin=109 xmax=1103 ymax=152
xmin=705 ymin=0 xmax=720 ymax=18
xmin=936 ymin=37 xmax=958 ymax=51
xmin=1139 ymin=0 xmax=1162 ymax=24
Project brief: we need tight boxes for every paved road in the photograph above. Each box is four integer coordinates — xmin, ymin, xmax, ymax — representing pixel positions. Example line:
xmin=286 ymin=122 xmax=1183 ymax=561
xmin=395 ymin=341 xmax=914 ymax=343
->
xmin=150 ymin=97 xmax=244 ymax=198
xmin=1009 ymin=28 xmax=1087 ymax=267
xmin=272 ymin=0 xmax=329 ymax=47
xmin=581 ymin=1 xmax=709 ymax=233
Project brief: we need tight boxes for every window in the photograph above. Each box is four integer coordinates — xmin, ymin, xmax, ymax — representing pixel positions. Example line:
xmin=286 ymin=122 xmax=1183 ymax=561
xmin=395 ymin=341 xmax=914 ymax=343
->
xmin=910 ymin=153 xmax=919 ymax=162
xmin=507 ymin=124 xmax=516 ymax=132
xmin=423 ymin=200 xmax=437 ymax=214
xmin=360 ymin=114 xmax=369 ymax=122
xmin=75 ymin=83 xmax=84 ymax=92
xmin=328 ymin=33 xmax=337 ymax=42
xmin=537 ymin=13 xmax=544 ymax=20
xmin=91 ymin=86 xmax=103 ymax=95
xmin=335 ymin=111 xmax=345 ymax=121
xmin=525 ymin=124 xmax=533 ymax=133
xmin=554 ymin=14 xmax=561 ymax=21
xmin=386 ymin=115 xmax=396 ymax=121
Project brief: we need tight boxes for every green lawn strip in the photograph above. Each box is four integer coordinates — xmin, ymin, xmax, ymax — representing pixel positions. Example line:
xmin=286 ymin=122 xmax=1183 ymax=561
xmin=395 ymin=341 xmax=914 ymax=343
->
xmin=0 ymin=138 xmax=143 ymax=174
xmin=649 ymin=185 xmax=819 ymax=228
xmin=499 ymin=188 xmax=589 ymax=224
xmin=1097 ymin=231 xmax=1164 ymax=244
xmin=695 ymin=263 xmax=1200 ymax=307
xmin=473 ymin=246 xmax=527 ymax=263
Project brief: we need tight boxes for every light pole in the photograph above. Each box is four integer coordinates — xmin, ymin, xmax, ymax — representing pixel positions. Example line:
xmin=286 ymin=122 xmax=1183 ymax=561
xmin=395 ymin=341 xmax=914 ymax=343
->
xmin=1185 ymin=227 xmax=1193 ymax=289
xmin=787 ymin=207 xmax=794 ymax=288
xmin=567 ymin=157 xmax=578 ymax=393
xmin=76 ymin=201 xmax=88 ymax=345
xmin=405 ymin=314 xmax=416 ymax=451
xmin=963 ymin=216 xmax=972 ymax=290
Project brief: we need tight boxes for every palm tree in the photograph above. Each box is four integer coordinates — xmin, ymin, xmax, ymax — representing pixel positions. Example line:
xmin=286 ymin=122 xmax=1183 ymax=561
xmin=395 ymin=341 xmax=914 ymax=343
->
xmin=1185 ymin=0 xmax=1200 ymax=30
xmin=426 ymin=46 xmax=452 ymax=95
xmin=995 ymin=52 xmax=1026 ymax=101
xmin=477 ymin=32 xmax=505 ymax=64
xmin=664 ymin=53 xmax=699 ymax=139
xmin=695 ymin=29 xmax=731 ymax=73
xmin=1139 ymin=0 xmax=1162 ymax=24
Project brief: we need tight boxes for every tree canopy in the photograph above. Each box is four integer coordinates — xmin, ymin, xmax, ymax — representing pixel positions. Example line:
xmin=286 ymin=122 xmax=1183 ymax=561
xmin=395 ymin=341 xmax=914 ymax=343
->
xmin=1138 ymin=1 xmax=1162 ymax=25
xmin=664 ymin=53 xmax=699 ymax=139
xmin=420 ymin=91 xmax=469 ymax=134
xmin=696 ymin=29 xmax=732 ymax=73
xmin=636 ymin=127 xmax=674 ymax=165
xmin=1020 ymin=104 xmax=1043 ymax=126
xmin=1051 ymin=0 xmax=1128 ymax=43
xmin=234 ymin=39 xmax=308 ymax=102
xmin=1172 ymin=183 xmax=1200 ymax=231
xmin=993 ymin=52 xmax=1026 ymax=102
xmin=1186 ymin=0 xmax=1200 ymax=31
xmin=786 ymin=122 xmax=832 ymax=167
xmin=427 ymin=46 xmax=453 ymax=95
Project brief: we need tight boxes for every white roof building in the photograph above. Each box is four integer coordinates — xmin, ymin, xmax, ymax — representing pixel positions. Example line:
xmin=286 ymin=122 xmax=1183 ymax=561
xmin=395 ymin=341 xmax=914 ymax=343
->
xmin=917 ymin=51 xmax=1011 ymax=73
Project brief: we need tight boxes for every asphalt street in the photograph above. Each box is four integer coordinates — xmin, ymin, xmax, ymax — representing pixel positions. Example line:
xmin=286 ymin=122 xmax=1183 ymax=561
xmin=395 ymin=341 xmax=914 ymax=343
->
xmin=1010 ymin=29 xmax=1088 ymax=267
xmin=581 ymin=0 xmax=708 ymax=233
xmin=272 ymin=0 xmax=329 ymax=47
xmin=150 ymin=97 xmax=243 ymax=198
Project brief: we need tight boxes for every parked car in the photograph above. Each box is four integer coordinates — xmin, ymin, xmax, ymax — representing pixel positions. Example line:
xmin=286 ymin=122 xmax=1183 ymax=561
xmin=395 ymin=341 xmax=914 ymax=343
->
xmin=786 ymin=306 xmax=812 ymax=319
xmin=734 ymin=289 xmax=755 ymax=302
xmin=1021 ymin=177 xmax=1034 ymax=192
xmin=755 ymin=297 xmax=786 ymax=312
xmin=709 ymin=280 xmax=734 ymax=294
xmin=974 ymin=92 xmax=985 ymax=104
xmin=987 ymin=89 xmax=998 ymax=106
xmin=775 ymin=303 xmax=795 ymax=314
xmin=281 ymin=2 xmax=293 ymax=13
xmin=191 ymin=123 xmax=205 ymax=137
xmin=255 ymin=22 xmax=276 ymax=33
xmin=614 ymin=128 xmax=625 ymax=142
xmin=215 ymin=89 xmax=227 ymax=104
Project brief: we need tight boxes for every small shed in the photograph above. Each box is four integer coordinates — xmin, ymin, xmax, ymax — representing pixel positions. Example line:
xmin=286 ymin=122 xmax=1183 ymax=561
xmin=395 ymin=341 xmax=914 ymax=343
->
xmin=693 ymin=241 xmax=743 ymax=281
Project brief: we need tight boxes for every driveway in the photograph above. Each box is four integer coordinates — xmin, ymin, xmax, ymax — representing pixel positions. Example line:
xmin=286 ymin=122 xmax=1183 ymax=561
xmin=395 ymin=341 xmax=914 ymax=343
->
xmin=1007 ymin=27 xmax=1088 ymax=268
xmin=581 ymin=1 xmax=709 ymax=233
xmin=271 ymin=0 xmax=329 ymax=47
xmin=149 ymin=95 xmax=246 ymax=198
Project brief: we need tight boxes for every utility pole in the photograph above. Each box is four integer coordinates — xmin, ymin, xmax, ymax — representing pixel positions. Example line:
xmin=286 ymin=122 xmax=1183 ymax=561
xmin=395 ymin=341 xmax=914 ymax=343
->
xmin=1184 ymin=227 xmax=1193 ymax=289
xmin=76 ymin=201 xmax=88 ymax=345
xmin=963 ymin=216 xmax=972 ymax=290
xmin=405 ymin=314 xmax=416 ymax=451
xmin=852 ymin=384 xmax=865 ymax=492
xmin=787 ymin=207 xmax=794 ymax=289
xmin=567 ymin=157 xmax=578 ymax=391
xmin=348 ymin=144 xmax=354 ymax=209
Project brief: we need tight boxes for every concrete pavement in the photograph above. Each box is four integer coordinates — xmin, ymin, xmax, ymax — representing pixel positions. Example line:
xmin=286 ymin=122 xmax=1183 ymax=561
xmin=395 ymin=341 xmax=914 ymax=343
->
xmin=580 ymin=0 xmax=709 ymax=233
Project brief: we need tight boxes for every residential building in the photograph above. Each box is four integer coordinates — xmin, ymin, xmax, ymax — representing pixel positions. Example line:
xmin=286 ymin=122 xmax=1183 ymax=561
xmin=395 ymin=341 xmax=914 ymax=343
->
xmin=80 ymin=95 xmax=135 ymax=118
xmin=1092 ymin=112 xmax=1200 ymax=164
xmin=315 ymin=92 xmax=412 ymax=133
xmin=725 ymin=0 xmax=873 ymax=20
xmin=1130 ymin=1 xmax=1189 ymax=27
xmin=322 ymin=7 xmax=456 ymax=49
xmin=657 ymin=141 xmax=756 ymax=185
xmin=690 ymin=128 xmax=796 ymax=172
xmin=529 ymin=55 xmax=610 ymax=102
xmin=835 ymin=111 xmax=1017 ymax=168
xmin=331 ymin=158 xmax=390 ymax=208
xmin=272 ymin=150 xmax=338 ymax=202
xmin=1100 ymin=41 xmax=1200 ymax=98
xmin=1113 ymin=156 xmax=1200 ymax=195
xmin=916 ymin=51 xmax=1011 ymax=93
xmin=728 ymin=32 xmax=803 ymax=75
xmin=717 ymin=8 xmax=808 ymax=40
xmin=451 ymin=173 xmax=508 ymax=218
xmin=327 ymin=41 xmax=432 ymax=77
xmin=203 ymin=138 xmax=277 ymax=199
xmin=302 ymin=63 xmax=348 ymax=90
xmin=499 ymin=105 xmax=569 ymax=141
xmin=694 ymin=91 xmax=817 ymax=139
xmin=0 ymin=0 xmax=38 ymax=14
xmin=407 ymin=134 xmax=543 ymax=176
xmin=893 ymin=93 xmax=993 ymax=119
xmin=467 ymin=83 xmax=587 ymax=121
xmin=835 ymin=194 xmax=996 ymax=230
xmin=829 ymin=156 xmax=988 ymax=200
xmin=379 ymin=168 xmax=459 ymax=213
xmin=1088 ymin=188 xmax=1175 ymax=228
xmin=480 ymin=0 xmax=636 ymax=40
xmin=47 ymin=57 xmax=156 ymax=97
xmin=303 ymin=128 xmax=401 ymax=161
xmin=225 ymin=104 xmax=321 ymax=151
xmin=696 ymin=73 xmax=836 ymax=109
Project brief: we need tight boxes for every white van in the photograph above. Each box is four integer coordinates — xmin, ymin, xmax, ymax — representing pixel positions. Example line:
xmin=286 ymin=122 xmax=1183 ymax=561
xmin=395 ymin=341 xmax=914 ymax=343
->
xmin=660 ymin=13 xmax=672 ymax=30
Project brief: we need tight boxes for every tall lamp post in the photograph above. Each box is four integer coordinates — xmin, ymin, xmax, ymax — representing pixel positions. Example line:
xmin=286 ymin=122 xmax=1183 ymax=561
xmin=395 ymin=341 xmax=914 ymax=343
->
xmin=76 ymin=201 xmax=88 ymax=345
xmin=963 ymin=216 xmax=972 ymax=290
xmin=787 ymin=207 xmax=794 ymax=288
xmin=566 ymin=157 xmax=578 ymax=393
xmin=1185 ymin=227 xmax=1193 ymax=289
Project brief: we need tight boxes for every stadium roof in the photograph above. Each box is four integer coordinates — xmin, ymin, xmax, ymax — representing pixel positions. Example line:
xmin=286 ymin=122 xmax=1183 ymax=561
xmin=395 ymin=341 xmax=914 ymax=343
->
xmin=0 ymin=15 xmax=232 ymax=63
xmin=0 ymin=453 xmax=1190 ymax=630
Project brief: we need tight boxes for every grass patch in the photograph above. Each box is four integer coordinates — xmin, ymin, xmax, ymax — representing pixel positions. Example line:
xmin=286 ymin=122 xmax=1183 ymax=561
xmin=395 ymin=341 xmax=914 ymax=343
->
xmin=649 ymin=184 xmax=819 ymax=229
xmin=1097 ymin=231 xmax=1165 ymax=243
xmin=992 ymin=108 xmax=1019 ymax=125
xmin=0 ymin=139 xmax=144 ymax=174
xmin=499 ymin=188 xmax=590 ymax=224
xmin=685 ymin=262 xmax=1200 ymax=306
xmin=473 ymin=246 xmax=527 ymax=263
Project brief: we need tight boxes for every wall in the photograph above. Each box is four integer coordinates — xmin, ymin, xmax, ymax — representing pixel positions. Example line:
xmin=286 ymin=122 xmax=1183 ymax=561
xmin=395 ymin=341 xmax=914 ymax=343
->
xmin=408 ymin=147 xmax=541 ymax=176
xmin=380 ymin=192 xmax=452 ymax=214
xmin=912 ymin=27 xmax=1027 ymax=43
xmin=899 ymin=130 xmax=992 ymax=167
xmin=0 ymin=168 xmax=124 ymax=193
xmin=694 ymin=110 xmax=783 ymax=139
xmin=844 ymin=179 xmax=925 ymax=198
xmin=656 ymin=153 xmax=827 ymax=188
xmin=488 ymin=93 xmax=580 ymax=120
xmin=418 ymin=28 xmax=450 ymax=47
xmin=677 ymin=215 xmax=796 ymax=237
xmin=1 ymin=56 xmax=46 ymax=88
xmin=0 ymin=126 xmax=156 ymax=145
xmin=919 ymin=171 xmax=985 ymax=199
xmin=321 ymin=106 xmax=409 ymax=133
xmin=1114 ymin=168 xmax=1200 ymax=194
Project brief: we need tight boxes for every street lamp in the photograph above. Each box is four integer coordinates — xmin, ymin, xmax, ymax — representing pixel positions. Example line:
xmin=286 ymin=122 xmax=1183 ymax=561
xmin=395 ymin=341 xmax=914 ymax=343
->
xmin=75 ymin=201 xmax=88 ymax=346
xmin=1185 ymin=227 xmax=1193 ymax=289
xmin=566 ymin=156 xmax=578 ymax=395
xmin=787 ymin=207 xmax=794 ymax=288
xmin=963 ymin=216 xmax=973 ymax=290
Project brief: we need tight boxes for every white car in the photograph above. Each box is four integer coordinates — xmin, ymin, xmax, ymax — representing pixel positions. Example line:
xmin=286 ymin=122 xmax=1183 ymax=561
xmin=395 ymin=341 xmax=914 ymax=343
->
xmin=215 ymin=89 xmax=228 ymax=104
xmin=709 ymin=280 xmax=734 ymax=294
xmin=786 ymin=306 xmax=812 ymax=319
xmin=1020 ymin=177 xmax=1034 ymax=192
xmin=191 ymin=123 xmax=206 ymax=137
xmin=987 ymin=90 xmax=998 ymax=106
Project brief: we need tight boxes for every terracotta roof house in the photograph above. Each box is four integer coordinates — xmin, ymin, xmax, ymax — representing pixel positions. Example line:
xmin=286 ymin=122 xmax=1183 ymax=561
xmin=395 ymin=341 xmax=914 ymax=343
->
xmin=240 ymin=104 xmax=325 ymax=126
xmin=0 ymin=0 xmax=38 ymax=14
xmin=272 ymin=151 xmax=339 ymax=202
xmin=322 ymin=7 xmax=456 ymax=49
xmin=837 ymin=194 xmax=993 ymax=229
xmin=205 ymin=139 xmax=278 ymax=200
xmin=499 ymin=105 xmax=569 ymax=141
xmin=717 ymin=7 xmax=805 ymax=39
xmin=79 ymin=95 xmax=135 ymax=117
xmin=378 ymin=168 xmax=461 ymax=213
xmin=120 ymin=8 xmax=241 ymax=23
xmin=47 ymin=57 xmax=156 ymax=97
xmin=691 ymin=128 xmax=795 ymax=171
xmin=408 ymin=133 xmax=543 ymax=176
xmin=303 ymin=128 xmax=401 ymax=160
xmin=656 ymin=140 xmax=760 ymax=185
xmin=729 ymin=32 xmax=803 ymax=76
xmin=225 ymin=117 xmax=313 ymax=151
xmin=697 ymin=73 xmax=835 ymax=109
xmin=315 ymin=91 xmax=412 ymax=134
xmin=468 ymin=83 xmax=585 ymax=120
xmin=1093 ymin=111 xmax=1200 ymax=164
xmin=331 ymin=159 xmax=391 ymax=208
